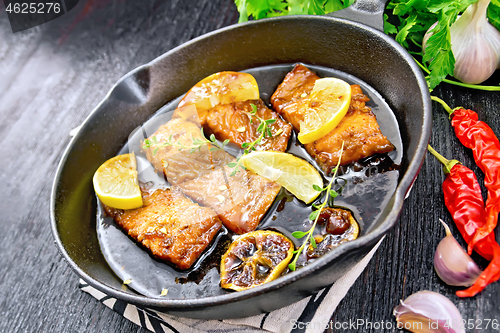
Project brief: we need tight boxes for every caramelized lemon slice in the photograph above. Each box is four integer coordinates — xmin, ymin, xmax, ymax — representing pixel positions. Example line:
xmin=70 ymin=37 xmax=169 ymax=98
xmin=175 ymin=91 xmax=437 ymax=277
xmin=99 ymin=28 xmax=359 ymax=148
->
xmin=176 ymin=72 xmax=259 ymax=124
xmin=239 ymin=151 xmax=323 ymax=204
xmin=93 ymin=153 xmax=143 ymax=210
xmin=297 ymin=78 xmax=351 ymax=144
xmin=220 ymin=230 xmax=294 ymax=291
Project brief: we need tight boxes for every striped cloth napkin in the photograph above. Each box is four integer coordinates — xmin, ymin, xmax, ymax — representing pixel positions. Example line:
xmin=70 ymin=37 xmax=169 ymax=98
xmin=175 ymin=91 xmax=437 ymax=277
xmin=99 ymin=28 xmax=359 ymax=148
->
xmin=79 ymin=237 xmax=384 ymax=333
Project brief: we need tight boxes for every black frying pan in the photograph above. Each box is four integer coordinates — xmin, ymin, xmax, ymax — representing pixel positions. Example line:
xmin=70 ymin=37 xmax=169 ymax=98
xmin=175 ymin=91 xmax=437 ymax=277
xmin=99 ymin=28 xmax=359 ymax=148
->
xmin=50 ymin=0 xmax=431 ymax=319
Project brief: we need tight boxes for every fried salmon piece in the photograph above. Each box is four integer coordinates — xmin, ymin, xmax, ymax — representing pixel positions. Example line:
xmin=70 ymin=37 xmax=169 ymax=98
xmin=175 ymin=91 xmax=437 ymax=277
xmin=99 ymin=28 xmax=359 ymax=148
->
xmin=144 ymin=118 xmax=281 ymax=234
xmin=176 ymin=165 xmax=281 ymax=234
xmin=143 ymin=118 xmax=233 ymax=183
xmin=304 ymin=103 xmax=395 ymax=173
xmin=271 ymin=64 xmax=394 ymax=171
xmin=270 ymin=64 xmax=317 ymax=130
xmin=103 ymin=187 xmax=222 ymax=270
xmin=206 ymin=100 xmax=292 ymax=152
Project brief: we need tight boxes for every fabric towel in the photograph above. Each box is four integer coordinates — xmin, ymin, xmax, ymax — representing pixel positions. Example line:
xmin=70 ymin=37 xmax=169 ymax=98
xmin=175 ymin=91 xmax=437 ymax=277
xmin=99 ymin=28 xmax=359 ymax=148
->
xmin=79 ymin=236 xmax=384 ymax=333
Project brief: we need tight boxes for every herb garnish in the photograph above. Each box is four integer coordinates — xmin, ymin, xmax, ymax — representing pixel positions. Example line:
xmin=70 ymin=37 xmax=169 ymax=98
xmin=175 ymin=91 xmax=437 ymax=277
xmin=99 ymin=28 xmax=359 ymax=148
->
xmin=288 ymin=142 xmax=345 ymax=271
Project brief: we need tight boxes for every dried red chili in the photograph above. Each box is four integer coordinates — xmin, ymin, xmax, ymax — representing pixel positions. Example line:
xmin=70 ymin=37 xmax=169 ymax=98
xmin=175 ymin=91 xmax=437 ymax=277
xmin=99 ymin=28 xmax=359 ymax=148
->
xmin=432 ymin=96 xmax=500 ymax=254
xmin=457 ymin=244 xmax=500 ymax=297
xmin=428 ymin=145 xmax=500 ymax=297
xmin=428 ymin=146 xmax=492 ymax=258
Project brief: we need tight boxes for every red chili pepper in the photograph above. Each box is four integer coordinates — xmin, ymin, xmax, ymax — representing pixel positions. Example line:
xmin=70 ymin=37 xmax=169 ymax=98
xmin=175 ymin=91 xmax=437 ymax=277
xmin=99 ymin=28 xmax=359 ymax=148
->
xmin=428 ymin=146 xmax=494 ymax=259
xmin=450 ymin=108 xmax=500 ymax=252
xmin=428 ymin=145 xmax=500 ymax=297
xmin=432 ymin=96 xmax=500 ymax=255
xmin=457 ymin=243 xmax=500 ymax=298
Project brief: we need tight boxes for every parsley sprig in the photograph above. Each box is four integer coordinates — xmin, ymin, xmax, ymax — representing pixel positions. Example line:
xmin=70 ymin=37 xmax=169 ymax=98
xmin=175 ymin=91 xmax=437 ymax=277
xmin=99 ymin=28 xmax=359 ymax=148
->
xmin=385 ymin=0 xmax=500 ymax=90
xmin=142 ymin=128 xmax=230 ymax=155
xmin=234 ymin=0 xmax=354 ymax=22
xmin=288 ymin=142 xmax=344 ymax=271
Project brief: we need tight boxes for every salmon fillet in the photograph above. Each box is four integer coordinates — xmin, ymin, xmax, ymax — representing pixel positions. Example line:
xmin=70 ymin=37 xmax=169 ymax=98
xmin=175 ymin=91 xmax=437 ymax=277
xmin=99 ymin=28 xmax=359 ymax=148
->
xmin=103 ymin=187 xmax=222 ymax=270
xmin=143 ymin=118 xmax=281 ymax=234
xmin=144 ymin=117 xmax=232 ymax=175
xmin=271 ymin=64 xmax=318 ymax=130
xmin=271 ymin=64 xmax=394 ymax=173
xmin=206 ymin=99 xmax=292 ymax=152
xmin=177 ymin=165 xmax=281 ymax=234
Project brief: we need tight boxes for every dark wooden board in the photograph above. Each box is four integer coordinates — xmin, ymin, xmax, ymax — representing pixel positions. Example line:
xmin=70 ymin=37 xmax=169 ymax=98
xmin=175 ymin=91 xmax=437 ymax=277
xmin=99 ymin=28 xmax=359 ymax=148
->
xmin=0 ymin=1 xmax=498 ymax=332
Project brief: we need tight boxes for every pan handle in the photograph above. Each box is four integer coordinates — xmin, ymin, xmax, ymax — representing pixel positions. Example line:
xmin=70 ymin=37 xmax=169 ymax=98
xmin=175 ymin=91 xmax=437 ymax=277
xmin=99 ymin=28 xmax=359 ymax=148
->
xmin=327 ymin=0 xmax=388 ymax=32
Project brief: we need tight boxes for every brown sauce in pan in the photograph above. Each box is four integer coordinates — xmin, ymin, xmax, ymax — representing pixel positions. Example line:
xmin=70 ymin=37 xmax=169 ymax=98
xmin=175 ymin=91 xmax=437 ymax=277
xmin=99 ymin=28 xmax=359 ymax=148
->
xmin=96 ymin=63 xmax=402 ymax=299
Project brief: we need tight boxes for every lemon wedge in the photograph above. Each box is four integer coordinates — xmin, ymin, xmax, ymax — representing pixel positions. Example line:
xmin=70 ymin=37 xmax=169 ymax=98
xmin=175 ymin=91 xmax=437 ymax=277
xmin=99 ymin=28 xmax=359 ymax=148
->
xmin=239 ymin=151 xmax=323 ymax=204
xmin=297 ymin=78 xmax=351 ymax=144
xmin=93 ymin=153 xmax=143 ymax=210
xmin=176 ymin=72 xmax=259 ymax=124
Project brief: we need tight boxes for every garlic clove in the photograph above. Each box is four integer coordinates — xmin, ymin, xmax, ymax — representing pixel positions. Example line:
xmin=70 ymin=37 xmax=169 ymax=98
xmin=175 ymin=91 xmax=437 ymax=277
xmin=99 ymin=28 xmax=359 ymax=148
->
xmin=434 ymin=219 xmax=482 ymax=287
xmin=394 ymin=291 xmax=465 ymax=333
xmin=450 ymin=0 xmax=500 ymax=84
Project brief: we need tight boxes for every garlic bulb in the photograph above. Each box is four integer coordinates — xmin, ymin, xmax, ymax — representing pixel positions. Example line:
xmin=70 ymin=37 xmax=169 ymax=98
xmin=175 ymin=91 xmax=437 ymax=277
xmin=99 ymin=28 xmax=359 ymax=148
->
xmin=394 ymin=291 xmax=465 ymax=333
xmin=434 ymin=219 xmax=482 ymax=287
xmin=450 ymin=0 xmax=500 ymax=83
xmin=423 ymin=0 xmax=500 ymax=84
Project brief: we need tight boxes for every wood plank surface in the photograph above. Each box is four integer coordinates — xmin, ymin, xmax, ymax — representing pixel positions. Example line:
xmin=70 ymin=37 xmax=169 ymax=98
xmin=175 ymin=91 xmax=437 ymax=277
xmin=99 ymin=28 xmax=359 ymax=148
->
xmin=0 ymin=1 xmax=499 ymax=332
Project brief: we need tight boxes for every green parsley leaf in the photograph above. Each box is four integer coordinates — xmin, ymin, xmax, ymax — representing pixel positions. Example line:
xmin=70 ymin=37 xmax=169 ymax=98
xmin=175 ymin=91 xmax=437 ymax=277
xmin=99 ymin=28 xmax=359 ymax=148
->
xmin=384 ymin=14 xmax=398 ymax=35
xmin=423 ymin=18 xmax=455 ymax=89
xmin=488 ymin=0 xmax=500 ymax=30
xmin=395 ymin=15 xmax=418 ymax=48
xmin=234 ymin=0 xmax=352 ymax=22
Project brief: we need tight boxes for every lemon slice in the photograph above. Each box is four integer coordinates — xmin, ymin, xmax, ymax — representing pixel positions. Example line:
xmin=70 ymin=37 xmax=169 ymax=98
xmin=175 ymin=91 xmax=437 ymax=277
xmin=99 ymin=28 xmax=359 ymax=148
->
xmin=176 ymin=72 xmax=259 ymax=124
xmin=297 ymin=78 xmax=351 ymax=144
xmin=93 ymin=153 xmax=143 ymax=210
xmin=239 ymin=151 xmax=323 ymax=204
xmin=220 ymin=230 xmax=294 ymax=291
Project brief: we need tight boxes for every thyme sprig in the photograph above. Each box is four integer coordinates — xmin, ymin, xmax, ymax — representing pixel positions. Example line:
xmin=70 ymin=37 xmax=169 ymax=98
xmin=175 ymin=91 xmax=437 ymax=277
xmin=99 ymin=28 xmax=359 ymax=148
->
xmin=288 ymin=142 xmax=345 ymax=271
xmin=242 ymin=104 xmax=277 ymax=153
xmin=142 ymin=127 xmax=229 ymax=155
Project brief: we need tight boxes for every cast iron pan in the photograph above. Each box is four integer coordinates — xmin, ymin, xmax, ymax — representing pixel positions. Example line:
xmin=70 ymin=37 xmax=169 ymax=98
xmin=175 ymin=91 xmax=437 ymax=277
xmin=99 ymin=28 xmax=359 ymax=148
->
xmin=50 ymin=0 xmax=431 ymax=319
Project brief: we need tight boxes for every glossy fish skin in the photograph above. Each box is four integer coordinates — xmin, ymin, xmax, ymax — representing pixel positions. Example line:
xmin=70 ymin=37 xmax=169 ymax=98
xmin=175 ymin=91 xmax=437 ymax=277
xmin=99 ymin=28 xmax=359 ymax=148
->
xmin=271 ymin=64 xmax=394 ymax=173
xmin=103 ymin=187 xmax=222 ymax=270
xmin=206 ymin=99 xmax=292 ymax=152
